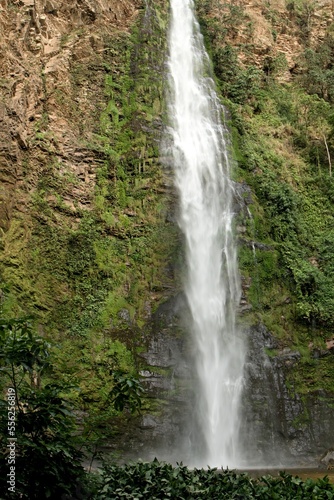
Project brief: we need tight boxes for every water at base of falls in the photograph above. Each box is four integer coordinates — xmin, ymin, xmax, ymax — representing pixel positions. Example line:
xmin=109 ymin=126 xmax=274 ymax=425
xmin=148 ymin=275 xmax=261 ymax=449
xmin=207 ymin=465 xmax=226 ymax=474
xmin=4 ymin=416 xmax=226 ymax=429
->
xmin=165 ymin=0 xmax=246 ymax=468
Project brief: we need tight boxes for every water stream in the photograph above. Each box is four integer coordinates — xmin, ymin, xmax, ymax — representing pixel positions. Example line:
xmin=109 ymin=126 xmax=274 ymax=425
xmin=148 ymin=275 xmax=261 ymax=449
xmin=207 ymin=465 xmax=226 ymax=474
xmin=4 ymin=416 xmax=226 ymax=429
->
xmin=166 ymin=0 xmax=245 ymax=467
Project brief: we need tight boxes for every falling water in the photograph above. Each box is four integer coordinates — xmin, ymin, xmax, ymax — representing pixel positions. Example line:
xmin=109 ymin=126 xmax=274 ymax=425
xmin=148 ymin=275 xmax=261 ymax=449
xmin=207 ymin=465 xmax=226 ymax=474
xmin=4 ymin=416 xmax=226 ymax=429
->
xmin=166 ymin=0 xmax=245 ymax=467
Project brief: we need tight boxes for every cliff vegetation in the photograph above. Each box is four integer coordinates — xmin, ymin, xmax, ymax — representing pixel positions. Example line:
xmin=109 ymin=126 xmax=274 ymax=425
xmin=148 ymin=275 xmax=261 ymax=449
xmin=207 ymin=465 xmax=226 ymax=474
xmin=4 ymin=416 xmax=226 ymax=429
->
xmin=0 ymin=0 xmax=334 ymax=494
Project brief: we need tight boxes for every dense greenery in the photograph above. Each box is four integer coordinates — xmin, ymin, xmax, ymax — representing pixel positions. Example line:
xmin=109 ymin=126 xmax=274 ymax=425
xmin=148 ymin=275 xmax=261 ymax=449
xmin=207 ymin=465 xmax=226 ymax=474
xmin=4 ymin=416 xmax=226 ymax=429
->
xmin=0 ymin=316 xmax=145 ymax=498
xmin=0 ymin=317 xmax=86 ymax=498
xmin=96 ymin=461 xmax=334 ymax=499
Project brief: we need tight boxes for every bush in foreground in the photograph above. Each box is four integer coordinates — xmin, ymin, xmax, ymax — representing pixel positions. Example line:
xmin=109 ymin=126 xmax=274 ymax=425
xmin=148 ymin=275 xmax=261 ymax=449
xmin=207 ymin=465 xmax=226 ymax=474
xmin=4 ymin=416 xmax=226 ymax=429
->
xmin=95 ymin=460 xmax=334 ymax=500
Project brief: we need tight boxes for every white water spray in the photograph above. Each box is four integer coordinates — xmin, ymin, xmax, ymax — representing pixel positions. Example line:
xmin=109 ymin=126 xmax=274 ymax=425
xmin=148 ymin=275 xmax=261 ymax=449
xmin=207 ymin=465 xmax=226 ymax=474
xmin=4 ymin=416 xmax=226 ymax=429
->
xmin=166 ymin=0 xmax=245 ymax=467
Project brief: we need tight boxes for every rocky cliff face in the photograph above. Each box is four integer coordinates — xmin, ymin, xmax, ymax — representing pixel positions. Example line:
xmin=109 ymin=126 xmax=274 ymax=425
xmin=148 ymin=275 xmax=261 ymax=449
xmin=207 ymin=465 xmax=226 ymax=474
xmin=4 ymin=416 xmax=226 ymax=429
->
xmin=204 ymin=0 xmax=334 ymax=76
xmin=242 ymin=323 xmax=334 ymax=466
xmin=0 ymin=0 xmax=172 ymax=320
xmin=1 ymin=0 xmax=333 ymax=466
xmin=0 ymin=0 xmax=140 ymax=225
xmin=107 ymin=315 xmax=334 ymax=466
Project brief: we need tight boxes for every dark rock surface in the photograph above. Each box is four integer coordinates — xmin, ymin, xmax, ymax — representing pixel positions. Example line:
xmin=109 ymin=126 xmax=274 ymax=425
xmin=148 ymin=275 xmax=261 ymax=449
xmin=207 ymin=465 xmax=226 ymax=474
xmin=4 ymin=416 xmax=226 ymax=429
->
xmin=108 ymin=294 xmax=194 ymax=463
xmin=320 ymin=449 xmax=334 ymax=470
xmin=117 ymin=320 xmax=334 ymax=466
xmin=242 ymin=323 xmax=334 ymax=466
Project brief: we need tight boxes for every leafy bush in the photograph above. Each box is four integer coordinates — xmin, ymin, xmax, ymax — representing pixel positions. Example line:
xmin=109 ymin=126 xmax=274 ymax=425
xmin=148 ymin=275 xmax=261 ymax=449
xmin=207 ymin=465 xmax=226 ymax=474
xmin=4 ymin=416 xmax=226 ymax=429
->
xmin=110 ymin=371 xmax=145 ymax=413
xmin=0 ymin=318 xmax=87 ymax=499
xmin=0 ymin=316 xmax=148 ymax=499
xmin=96 ymin=460 xmax=334 ymax=499
xmin=299 ymin=40 xmax=334 ymax=102
xmin=212 ymin=45 xmax=262 ymax=105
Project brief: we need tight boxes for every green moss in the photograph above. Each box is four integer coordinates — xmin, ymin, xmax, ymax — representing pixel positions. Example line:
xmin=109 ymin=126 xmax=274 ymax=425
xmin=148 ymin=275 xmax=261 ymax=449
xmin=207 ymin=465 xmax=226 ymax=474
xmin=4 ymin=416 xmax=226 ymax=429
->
xmin=264 ymin=347 xmax=279 ymax=358
xmin=291 ymin=404 xmax=311 ymax=429
xmin=288 ymin=355 xmax=334 ymax=394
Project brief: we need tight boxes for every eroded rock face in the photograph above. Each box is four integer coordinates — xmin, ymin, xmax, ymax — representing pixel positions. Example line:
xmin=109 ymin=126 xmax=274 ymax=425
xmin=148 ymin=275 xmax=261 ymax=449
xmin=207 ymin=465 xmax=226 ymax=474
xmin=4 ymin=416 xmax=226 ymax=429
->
xmin=115 ymin=318 xmax=333 ymax=466
xmin=0 ymin=0 xmax=141 ymax=226
xmin=106 ymin=294 xmax=194 ymax=463
xmin=242 ymin=323 xmax=334 ymax=466
xmin=212 ymin=0 xmax=334 ymax=77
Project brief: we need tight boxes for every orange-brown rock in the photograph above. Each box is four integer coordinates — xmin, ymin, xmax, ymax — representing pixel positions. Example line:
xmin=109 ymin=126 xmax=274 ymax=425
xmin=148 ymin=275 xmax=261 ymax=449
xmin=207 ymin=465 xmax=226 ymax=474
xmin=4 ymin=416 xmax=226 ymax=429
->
xmin=0 ymin=0 xmax=141 ymax=229
xmin=208 ymin=0 xmax=334 ymax=78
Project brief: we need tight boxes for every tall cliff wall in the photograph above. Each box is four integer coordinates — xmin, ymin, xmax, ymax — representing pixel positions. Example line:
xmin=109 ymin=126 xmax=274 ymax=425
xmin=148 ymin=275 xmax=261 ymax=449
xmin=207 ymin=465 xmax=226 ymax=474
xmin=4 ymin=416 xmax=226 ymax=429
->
xmin=0 ymin=0 xmax=180 ymax=455
xmin=0 ymin=0 xmax=174 ymax=327
xmin=0 ymin=0 xmax=333 ymax=464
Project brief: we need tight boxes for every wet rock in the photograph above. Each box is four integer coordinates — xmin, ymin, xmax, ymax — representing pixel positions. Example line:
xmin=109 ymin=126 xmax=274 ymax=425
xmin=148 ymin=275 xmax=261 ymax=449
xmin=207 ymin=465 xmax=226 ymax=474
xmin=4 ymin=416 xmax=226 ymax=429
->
xmin=239 ymin=238 xmax=274 ymax=251
xmin=239 ymin=303 xmax=252 ymax=314
xmin=118 ymin=308 xmax=131 ymax=324
xmin=114 ymin=319 xmax=334 ymax=465
xmin=140 ymin=415 xmax=158 ymax=429
xmin=110 ymin=317 xmax=193 ymax=462
xmin=232 ymin=181 xmax=253 ymax=215
xmin=242 ymin=323 xmax=334 ymax=466
xmin=141 ymin=371 xmax=172 ymax=395
xmin=139 ymin=329 xmax=183 ymax=369
xmin=152 ymin=293 xmax=189 ymax=328
xmin=320 ymin=449 xmax=334 ymax=470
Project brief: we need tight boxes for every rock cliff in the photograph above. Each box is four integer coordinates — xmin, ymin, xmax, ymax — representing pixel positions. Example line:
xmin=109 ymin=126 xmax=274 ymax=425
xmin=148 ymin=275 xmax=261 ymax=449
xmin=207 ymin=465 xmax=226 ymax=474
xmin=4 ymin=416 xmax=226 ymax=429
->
xmin=0 ymin=0 xmax=140 ymax=224
xmin=0 ymin=0 xmax=333 ymax=465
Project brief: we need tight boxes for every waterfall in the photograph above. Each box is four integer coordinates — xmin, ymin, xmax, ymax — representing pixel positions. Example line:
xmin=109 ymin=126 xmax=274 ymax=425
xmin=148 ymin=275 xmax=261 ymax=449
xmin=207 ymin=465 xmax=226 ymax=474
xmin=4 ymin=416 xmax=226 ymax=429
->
xmin=166 ymin=0 xmax=245 ymax=467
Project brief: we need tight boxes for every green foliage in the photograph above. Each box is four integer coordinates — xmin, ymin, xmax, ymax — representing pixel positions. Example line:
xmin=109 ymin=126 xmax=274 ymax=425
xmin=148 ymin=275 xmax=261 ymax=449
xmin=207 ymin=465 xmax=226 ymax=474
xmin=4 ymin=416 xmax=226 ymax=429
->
xmin=299 ymin=44 xmax=334 ymax=101
xmin=50 ymin=333 xmax=144 ymax=446
xmin=197 ymin=1 xmax=247 ymax=44
xmin=196 ymin=2 xmax=262 ymax=105
xmin=229 ymin=83 xmax=334 ymax=329
xmin=110 ymin=371 xmax=145 ymax=413
xmin=0 ymin=316 xmax=147 ymax=498
xmin=286 ymin=0 xmax=316 ymax=43
xmin=288 ymin=353 xmax=334 ymax=394
xmin=211 ymin=45 xmax=262 ymax=104
xmin=263 ymin=53 xmax=289 ymax=81
xmin=281 ymin=219 xmax=334 ymax=326
xmin=0 ymin=317 xmax=50 ymax=379
xmin=95 ymin=460 xmax=334 ymax=499
xmin=256 ymin=174 xmax=299 ymax=240
xmin=0 ymin=317 xmax=86 ymax=499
